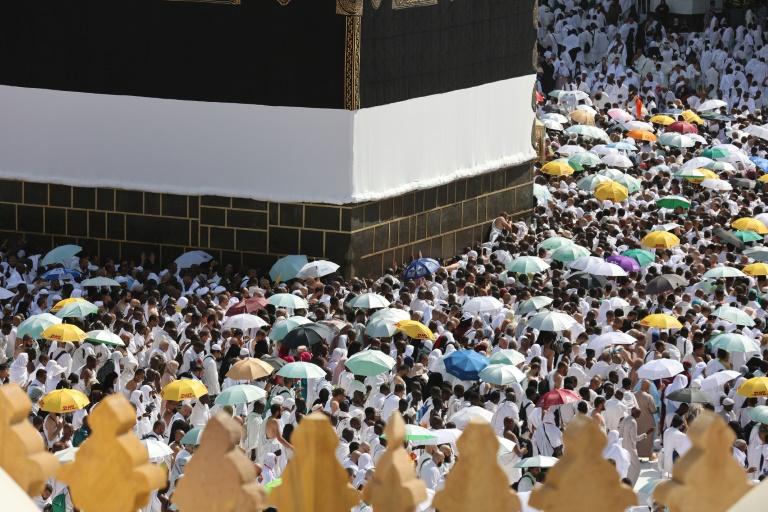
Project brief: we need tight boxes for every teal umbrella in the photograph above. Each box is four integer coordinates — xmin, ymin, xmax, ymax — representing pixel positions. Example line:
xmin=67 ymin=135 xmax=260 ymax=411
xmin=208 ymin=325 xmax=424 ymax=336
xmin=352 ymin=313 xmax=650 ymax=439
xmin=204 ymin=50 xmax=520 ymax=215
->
xmin=538 ymin=236 xmax=574 ymax=251
xmin=747 ymin=405 xmax=768 ymax=424
xmin=516 ymin=296 xmax=553 ymax=315
xmin=40 ymin=245 xmax=82 ymax=267
xmin=17 ymin=313 xmax=62 ymax=339
xmin=345 ymin=350 xmax=396 ymax=377
xmin=214 ymin=384 xmax=267 ymax=406
xmin=81 ymin=277 xmax=121 ymax=288
xmin=709 ymin=333 xmax=760 ymax=352
xmin=55 ymin=301 xmax=98 ymax=319
xmin=85 ymin=330 xmax=125 ymax=347
xmin=347 ymin=293 xmax=390 ymax=309
xmin=267 ymin=293 xmax=309 ymax=310
xmin=489 ymin=349 xmax=526 ymax=366
xmin=734 ymin=230 xmax=763 ymax=243
xmin=180 ymin=426 xmax=204 ymax=445
xmin=551 ymin=244 xmax=591 ymax=262
xmin=576 ymin=174 xmax=610 ymax=192
xmin=656 ymin=196 xmax=691 ymax=209
xmin=614 ymin=174 xmax=642 ymax=194
xmin=479 ymin=364 xmax=526 ymax=385
xmin=269 ymin=255 xmax=309 ymax=282
xmin=701 ymin=147 xmax=731 ymax=159
xmin=621 ymin=249 xmax=655 ymax=266
xmin=506 ymin=256 xmax=550 ymax=273
xmin=702 ymin=266 xmax=746 ymax=279
xmin=568 ymin=152 xmax=602 ymax=167
xmin=712 ymin=306 xmax=755 ymax=326
xmin=744 ymin=246 xmax=768 ymax=262
xmin=276 ymin=362 xmax=326 ymax=379
xmin=271 ymin=316 xmax=312 ymax=341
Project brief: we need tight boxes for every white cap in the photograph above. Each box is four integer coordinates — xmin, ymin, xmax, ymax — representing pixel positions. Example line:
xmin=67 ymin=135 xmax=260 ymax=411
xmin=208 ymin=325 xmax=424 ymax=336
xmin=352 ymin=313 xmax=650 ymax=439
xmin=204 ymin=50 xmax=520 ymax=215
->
xmin=211 ymin=344 xmax=222 ymax=352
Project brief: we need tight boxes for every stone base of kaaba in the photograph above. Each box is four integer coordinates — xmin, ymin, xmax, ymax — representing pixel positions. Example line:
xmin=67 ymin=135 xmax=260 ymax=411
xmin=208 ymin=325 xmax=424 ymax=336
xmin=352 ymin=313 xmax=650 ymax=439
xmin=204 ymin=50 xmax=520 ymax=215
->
xmin=0 ymin=163 xmax=533 ymax=278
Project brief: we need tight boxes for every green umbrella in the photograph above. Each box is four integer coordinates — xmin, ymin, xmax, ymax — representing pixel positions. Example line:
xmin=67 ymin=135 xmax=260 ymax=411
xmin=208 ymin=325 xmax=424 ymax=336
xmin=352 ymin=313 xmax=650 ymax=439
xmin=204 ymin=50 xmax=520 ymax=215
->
xmin=55 ymin=301 xmax=98 ymax=319
xmin=621 ymin=249 xmax=655 ymax=266
xmin=506 ymin=256 xmax=550 ymax=274
xmin=489 ymin=349 xmax=526 ymax=366
xmin=674 ymin=169 xmax=706 ymax=179
xmin=516 ymin=296 xmax=553 ymax=315
xmin=17 ymin=313 xmax=62 ymax=339
xmin=382 ymin=424 xmax=437 ymax=442
xmin=709 ymin=333 xmax=760 ymax=352
xmin=267 ymin=293 xmax=309 ymax=310
xmin=180 ymin=426 xmax=204 ymax=445
xmin=479 ymin=364 xmax=526 ymax=385
xmin=40 ymin=245 xmax=82 ymax=267
xmin=712 ymin=306 xmax=756 ymax=326
xmin=747 ymin=405 xmax=768 ymax=424
xmin=276 ymin=361 xmax=326 ymax=379
xmin=345 ymin=350 xmax=396 ymax=377
xmin=264 ymin=478 xmax=283 ymax=495
xmin=614 ymin=174 xmax=642 ymax=194
xmin=551 ymin=244 xmax=591 ymax=262
xmin=554 ymin=157 xmax=583 ymax=172
xmin=271 ymin=316 xmax=312 ymax=341
xmin=538 ymin=236 xmax=574 ymax=251
xmin=656 ymin=196 xmax=691 ymax=209
xmin=734 ymin=230 xmax=763 ymax=242
xmin=576 ymin=174 xmax=610 ymax=192
xmin=269 ymin=255 xmax=309 ymax=282
xmin=214 ymin=384 xmax=267 ymax=406
xmin=701 ymin=147 xmax=731 ymax=159
xmin=569 ymin=152 xmax=602 ymax=167
xmin=514 ymin=455 xmax=559 ymax=468
xmin=85 ymin=330 xmax=125 ymax=347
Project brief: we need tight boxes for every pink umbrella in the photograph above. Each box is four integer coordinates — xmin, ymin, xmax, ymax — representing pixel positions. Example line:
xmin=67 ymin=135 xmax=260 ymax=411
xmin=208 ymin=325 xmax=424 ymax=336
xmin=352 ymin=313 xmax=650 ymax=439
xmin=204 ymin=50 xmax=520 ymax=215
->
xmin=606 ymin=254 xmax=641 ymax=272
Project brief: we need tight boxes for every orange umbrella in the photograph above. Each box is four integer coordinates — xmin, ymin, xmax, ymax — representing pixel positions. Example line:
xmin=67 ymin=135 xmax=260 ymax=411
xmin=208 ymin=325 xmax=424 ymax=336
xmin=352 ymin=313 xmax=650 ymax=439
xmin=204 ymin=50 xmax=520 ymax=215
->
xmin=626 ymin=130 xmax=657 ymax=142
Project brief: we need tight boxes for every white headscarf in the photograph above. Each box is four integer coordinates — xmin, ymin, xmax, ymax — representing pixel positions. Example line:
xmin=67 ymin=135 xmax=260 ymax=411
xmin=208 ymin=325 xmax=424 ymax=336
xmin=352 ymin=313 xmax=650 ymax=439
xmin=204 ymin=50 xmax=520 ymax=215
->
xmin=602 ymin=430 xmax=630 ymax=479
xmin=691 ymin=362 xmax=707 ymax=382
xmin=427 ymin=349 xmax=442 ymax=372
xmin=665 ymin=374 xmax=689 ymax=409
xmin=9 ymin=352 xmax=29 ymax=386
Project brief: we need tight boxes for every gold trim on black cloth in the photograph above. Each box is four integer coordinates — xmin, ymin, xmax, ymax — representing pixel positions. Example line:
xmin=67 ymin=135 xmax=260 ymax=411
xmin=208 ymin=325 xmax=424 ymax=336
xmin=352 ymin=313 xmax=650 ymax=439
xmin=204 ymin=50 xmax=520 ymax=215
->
xmin=392 ymin=0 xmax=438 ymax=8
xmin=343 ymin=15 xmax=362 ymax=110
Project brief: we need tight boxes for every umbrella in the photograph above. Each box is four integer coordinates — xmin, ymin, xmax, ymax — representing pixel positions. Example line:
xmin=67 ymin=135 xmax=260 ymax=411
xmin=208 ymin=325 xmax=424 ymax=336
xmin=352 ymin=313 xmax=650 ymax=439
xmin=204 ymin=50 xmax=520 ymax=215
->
xmin=745 ymin=124 xmax=768 ymax=140
xmin=637 ymin=359 xmax=684 ymax=379
xmin=214 ymin=384 xmax=267 ymax=405
xmin=584 ymin=261 xmax=628 ymax=277
xmin=40 ymin=245 xmax=82 ymax=267
xmin=638 ymin=313 xmax=682 ymax=329
xmin=517 ymin=296 xmax=554 ymax=315
xmin=541 ymin=161 xmax=575 ymax=176
xmin=39 ymin=389 xmax=90 ymax=413
xmin=570 ymin=255 xmax=604 ymax=271
xmin=50 ymin=297 xmax=89 ymax=313
xmin=551 ymin=244 xmax=591 ymax=262
xmin=747 ymin=405 xmax=768 ymax=424
xmin=317 ymin=320 xmax=347 ymax=332
xmin=592 ymin=145 xmax=618 ymax=156
xmin=622 ymin=120 xmax=653 ymax=132
xmin=514 ymin=456 xmax=559 ymax=469
xmin=750 ymin=156 xmax=768 ymax=170
xmin=568 ymin=109 xmax=595 ymax=125
xmin=402 ymin=258 xmax=441 ymax=280
xmin=593 ymin=181 xmax=629 ymax=202
xmin=537 ymin=389 xmax=581 ymax=407
xmin=642 ymin=231 xmax=680 ymax=249
xmin=699 ymin=370 xmax=741 ymax=390
xmin=712 ymin=306 xmax=756 ymax=327
xmin=645 ymin=274 xmax=687 ymax=294
xmin=345 ymin=350 xmax=397 ymax=376
xmin=55 ymin=447 xmax=79 ymax=464
xmin=621 ymin=249 xmax=655 ymax=266
xmin=533 ymin=184 xmax=553 ymax=203
xmin=55 ymin=301 xmax=98 ymax=319
xmin=347 ymin=293 xmax=390 ymax=309
xmin=0 ymin=288 xmax=13 ymax=300
xmin=714 ymin=227 xmax=746 ymax=250
xmin=383 ymin=424 xmax=437 ymax=442
xmin=600 ymin=154 xmax=633 ymax=168
xmin=226 ymin=358 xmax=274 ymax=380
xmin=681 ymin=157 xmax=714 ymax=171
xmin=701 ymin=147 xmax=731 ymax=159
xmin=734 ymin=230 xmax=764 ymax=243
xmin=709 ymin=332 xmax=760 ymax=352
xmin=175 ymin=250 xmax=212 ymax=269
xmin=225 ymin=297 xmax=268 ymax=317
xmin=526 ymin=311 xmax=577 ymax=331
xmin=586 ymin=332 xmax=637 ymax=352
xmin=542 ymin=104 xmax=569 ymax=115
xmin=489 ymin=349 xmax=526 ymax=366
xmin=267 ymin=293 xmax=309 ymax=310
xmin=626 ymin=129 xmax=656 ymax=142
xmin=543 ymin=119 xmax=564 ymax=131
xmin=142 ymin=439 xmax=174 ymax=459
xmin=668 ymin=121 xmax=698 ymax=134
xmin=540 ymin=113 xmax=569 ymax=124
xmin=743 ymin=263 xmax=768 ymax=276
xmin=222 ymin=314 xmax=268 ymax=331
xmin=745 ymin=246 xmax=768 ymax=262
xmin=271 ymin=316 xmax=312 ymax=341
xmin=277 ymin=361 xmax=326 ymax=379
xmin=180 ymin=427 xmax=204 ymax=445
xmin=566 ymin=271 xmax=607 ymax=289
xmin=269 ymin=255 xmax=309 ymax=282
xmin=701 ymin=178 xmax=732 ymax=191
xmin=40 ymin=268 xmax=82 ymax=280
xmin=463 ymin=296 xmax=504 ymax=314
xmin=613 ymin=174 xmax=642 ymax=194
xmin=732 ymin=218 xmax=768 ymax=234
xmin=422 ymin=429 xmax=463 ymax=446
xmin=650 ymin=115 xmax=676 ymax=125
xmin=161 ymin=379 xmax=208 ymax=401
xmin=737 ymin=377 xmax=768 ymax=397
xmin=607 ymin=108 xmax=633 ymax=123
xmin=40 ymin=324 xmax=88 ymax=343
xmin=365 ymin=308 xmax=410 ymax=337
xmin=665 ymin=388 xmax=712 ymax=404
xmin=539 ymin=236 xmax=574 ymax=251
xmin=702 ymin=266 xmax=746 ymax=279
xmin=80 ymin=277 xmax=121 ymax=288
xmin=296 ymin=260 xmax=340 ymax=279
xmin=394 ymin=320 xmax=435 ymax=340
xmin=606 ymin=141 xmax=637 ymax=151
xmin=658 ymin=132 xmax=694 ymax=148
xmin=443 ymin=350 xmax=490 ymax=380
xmin=576 ymin=174 xmax=611 ymax=192
xmin=85 ymin=329 xmax=125 ymax=347
xmin=698 ymin=99 xmax=727 ymax=111
xmin=656 ymin=196 xmax=691 ymax=209
xmin=559 ymin=90 xmax=590 ymax=103
xmin=17 ymin=313 xmax=62 ymax=339
xmin=568 ymin=152 xmax=602 ymax=167
xmin=506 ymin=256 xmax=550 ymax=273
xmin=605 ymin=255 xmax=641 ymax=272
xmin=479 ymin=364 xmax=526 ymax=385
xmin=260 ymin=356 xmax=287 ymax=371
xmin=281 ymin=323 xmax=332 ymax=349
xmin=449 ymin=406 xmax=494 ymax=429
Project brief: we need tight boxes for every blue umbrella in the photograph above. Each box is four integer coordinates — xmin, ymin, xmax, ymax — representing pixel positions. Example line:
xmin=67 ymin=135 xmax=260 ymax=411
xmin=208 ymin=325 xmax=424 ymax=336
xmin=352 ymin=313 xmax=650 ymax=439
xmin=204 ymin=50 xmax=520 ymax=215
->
xmin=402 ymin=258 xmax=440 ymax=280
xmin=40 ymin=268 xmax=82 ymax=281
xmin=606 ymin=142 xmax=636 ymax=151
xmin=40 ymin=245 xmax=82 ymax=267
xmin=750 ymin=156 xmax=768 ymax=170
xmin=443 ymin=350 xmax=490 ymax=381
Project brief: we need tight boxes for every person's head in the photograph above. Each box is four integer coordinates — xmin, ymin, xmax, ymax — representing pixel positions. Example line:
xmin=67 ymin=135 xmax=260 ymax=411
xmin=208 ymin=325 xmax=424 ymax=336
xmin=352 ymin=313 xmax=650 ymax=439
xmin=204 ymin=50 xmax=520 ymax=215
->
xmin=180 ymin=404 xmax=193 ymax=419
xmin=0 ymin=363 xmax=9 ymax=381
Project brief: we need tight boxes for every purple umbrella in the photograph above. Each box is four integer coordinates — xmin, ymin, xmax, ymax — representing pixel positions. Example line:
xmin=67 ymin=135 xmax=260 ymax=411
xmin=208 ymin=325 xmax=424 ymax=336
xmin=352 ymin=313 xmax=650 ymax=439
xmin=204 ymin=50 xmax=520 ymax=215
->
xmin=606 ymin=255 xmax=641 ymax=272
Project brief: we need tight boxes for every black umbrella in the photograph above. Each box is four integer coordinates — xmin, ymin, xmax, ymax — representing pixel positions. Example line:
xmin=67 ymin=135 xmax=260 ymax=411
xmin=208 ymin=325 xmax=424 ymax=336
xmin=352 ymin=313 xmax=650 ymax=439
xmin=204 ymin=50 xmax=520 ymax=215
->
xmin=542 ymin=104 xmax=569 ymax=115
xmin=666 ymin=388 xmax=712 ymax=404
xmin=260 ymin=355 xmax=287 ymax=371
xmin=714 ymin=227 xmax=746 ymax=250
xmin=567 ymin=271 xmax=607 ymax=289
xmin=730 ymin=178 xmax=755 ymax=189
xmin=645 ymin=274 xmax=687 ymax=294
xmin=281 ymin=323 xmax=333 ymax=349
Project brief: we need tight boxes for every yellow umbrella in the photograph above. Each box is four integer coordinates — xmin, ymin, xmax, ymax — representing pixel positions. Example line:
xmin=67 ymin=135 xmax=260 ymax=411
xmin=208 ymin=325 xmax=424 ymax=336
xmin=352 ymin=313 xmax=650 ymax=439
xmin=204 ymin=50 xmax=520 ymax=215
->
xmin=226 ymin=358 xmax=274 ymax=380
xmin=743 ymin=263 xmax=768 ymax=276
xmin=638 ymin=314 xmax=683 ymax=329
xmin=649 ymin=115 xmax=675 ymax=126
xmin=732 ymin=218 xmax=768 ymax=234
xmin=394 ymin=320 xmax=436 ymax=340
xmin=626 ymin=129 xmax=657 ymax=142
xmin=161 ymin=379 xmax=209 ymax=401
xmin=759 ymin=175 xmax=768 ymax=182
xmin=51 ymin=297 xmax=89 ymax=313
xmin=38 ymin=389 xmax=90 ymax=413
xmin=737 ymin=377 xmax=768 ymax=397
xmin=541 ymin=161 xmax=575 ymax=176
xmin=681 ymin=111 xmax=703 ymax=124
xmin=569 ymin=110 xmax=595 ymax=126
xmin=641 ymin=231 xmax=680 ymax=249
xmin=40 ymin=324 xmax=88 ymax=343
xmin=594 ymin=181 xmax=629 ymax=202
xmin=686 ymin=168 xmax=719 ymax=184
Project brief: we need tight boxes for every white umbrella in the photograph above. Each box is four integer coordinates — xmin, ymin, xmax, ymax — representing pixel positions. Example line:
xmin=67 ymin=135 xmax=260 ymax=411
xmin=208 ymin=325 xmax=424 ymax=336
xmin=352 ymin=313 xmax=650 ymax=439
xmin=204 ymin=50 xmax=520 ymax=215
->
xmin=348 ymin=293 xmax=390 ymax=309
xmin=526 ymin=311 xmax=578 ymax=332
xmin=637 ymin=359 xmax=684 ymax=380
xmin=54 ymin=447 xmax=79 ymax=463
xmin=142 ymin=439 xmax=174 ymax=459
xmin=686 ymin=133 xmax=707 ymax=144
xmin=81 ymin=277 xmax=121 ymax=288
xmin=556 ymin=144 xmax=586 ymax=155
xmin=365 ymin=308 xmax=410 ymax=337
xmin=700 ymin=370 xmax=741 ymax=390
xmin=622 ymin=120 xmax=654 ymax=132
xmin=591 ymin=145 xmax=619 ymax=156
xmin=600 ymin=154 xmax=633 ymax=168
xmin=584 ymin=261 xmax=628 ymax=277
xmin=698 ymin=99 xmax=727 ymax=111
xmin=608 ymin=109 xmax=634 ymax=123
xmin=559 ymin=90 xmax=589 ymax=103
xmin=745 ymin=124 xmax=768 ymax=140
xmin=652 ymin=223 xmax=682 ymax=232
xmin=570 ymin=256 xmax=605 ymax=271
xmin=700 ymin=179 xmax=732 ymax=191
xmin=541 ymin=113 xmax=569 ymax=124
xmin=463 ymin=296 xmax=504 ymax=315
xmin=0 ymin=288 xmax=15 ymax=300
xmin=576 ymin=105 xmax=598 ymax=115
xmin=598 ymin=168 xmax=625 ymax=180
xmin=606 ymin=297 xmax=630 ymax=308
xmin=680 ymin=157 xmax=714 ymax=170
xmin=296 ymin=260 xmax=340 ymax=279
xmin=223 ymin=314 xmax=268 ymax=331
xmin=85 ymin=329 xmax=125 ymax=347
xmin=543 ymin=119 xmax=564 ymax=131
xmin=422 ymin=429 xmax=463 ymax=445
xmin=497 ymin=436 xmax=518 ymax=456
xmin=587 ymin=331 xmax=636 ymax=351
xmin=449 ymin=406 xmax=494 ymax=429
xmin=175 ymin=250 xmax=213 ymax=269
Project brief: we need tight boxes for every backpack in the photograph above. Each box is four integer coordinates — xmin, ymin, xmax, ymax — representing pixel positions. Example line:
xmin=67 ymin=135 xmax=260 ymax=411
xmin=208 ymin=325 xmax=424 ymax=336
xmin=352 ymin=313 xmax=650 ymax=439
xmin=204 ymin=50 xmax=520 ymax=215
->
xmin=520 ymin=400 xmax=532 ymax=434
xmin=51 ymin=492 xmax=67 ymax=512
xmin=512 ymin=473 xmax=536 ymax=492
xmin=584 ymin=41 xmax=591 ymax=54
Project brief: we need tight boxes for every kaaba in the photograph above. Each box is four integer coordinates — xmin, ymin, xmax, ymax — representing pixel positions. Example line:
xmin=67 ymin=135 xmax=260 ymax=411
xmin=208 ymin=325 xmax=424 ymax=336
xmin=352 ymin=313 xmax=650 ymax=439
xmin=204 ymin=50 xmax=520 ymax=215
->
xmin=0 ymin=0 xmax=538 ymax=276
